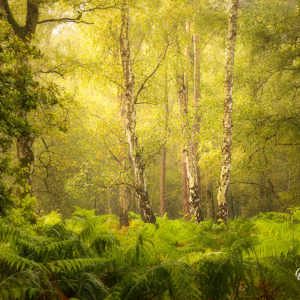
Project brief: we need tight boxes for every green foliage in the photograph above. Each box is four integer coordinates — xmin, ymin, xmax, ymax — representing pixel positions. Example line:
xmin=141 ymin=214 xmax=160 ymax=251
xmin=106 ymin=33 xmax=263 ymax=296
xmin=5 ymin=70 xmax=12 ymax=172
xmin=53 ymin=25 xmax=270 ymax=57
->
xmin=195 ymin=252 xmax=234 ymax=300
xmin=1 ymin=211 xmax=300 ymax=299
xmin=1 ymin=0 xmax=300 ymax=298
xmin=0 ymin=17 xmax=65 ymax=213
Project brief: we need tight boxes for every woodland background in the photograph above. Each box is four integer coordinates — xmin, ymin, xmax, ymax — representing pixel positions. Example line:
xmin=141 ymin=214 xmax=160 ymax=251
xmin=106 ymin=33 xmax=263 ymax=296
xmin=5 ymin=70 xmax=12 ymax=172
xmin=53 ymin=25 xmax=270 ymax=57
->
xmin=1 ymin=0 xmax=298 ymax=221
xmin=0 ymin=1 xmax=300 ymax=299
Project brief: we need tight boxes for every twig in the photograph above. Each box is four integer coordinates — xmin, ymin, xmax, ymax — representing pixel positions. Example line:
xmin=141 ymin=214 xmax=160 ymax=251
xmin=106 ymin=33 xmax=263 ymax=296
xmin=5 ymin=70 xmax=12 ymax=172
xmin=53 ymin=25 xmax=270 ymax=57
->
xmin=38 ymin=2 xmax=119 ymax=26
xmin=134 ymin=42 xmax=170 ymax=103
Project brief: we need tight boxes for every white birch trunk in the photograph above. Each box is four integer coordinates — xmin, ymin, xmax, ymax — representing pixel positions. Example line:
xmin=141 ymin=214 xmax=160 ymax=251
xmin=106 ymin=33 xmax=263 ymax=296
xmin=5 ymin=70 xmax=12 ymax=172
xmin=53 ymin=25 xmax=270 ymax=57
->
xmin=120 ymin=0 xmax=156 ymax=224
xmin=216 ymin=0 xmax=239 ymax=222
xmin=178 ymin=24 xmax=203 ymax=222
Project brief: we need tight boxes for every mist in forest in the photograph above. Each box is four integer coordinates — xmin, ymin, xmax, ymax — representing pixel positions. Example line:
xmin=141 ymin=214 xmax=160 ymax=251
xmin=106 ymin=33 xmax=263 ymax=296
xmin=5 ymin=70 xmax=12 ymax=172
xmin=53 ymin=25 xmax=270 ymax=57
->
xmin=0 ymin=1 xmax=300 ymax=299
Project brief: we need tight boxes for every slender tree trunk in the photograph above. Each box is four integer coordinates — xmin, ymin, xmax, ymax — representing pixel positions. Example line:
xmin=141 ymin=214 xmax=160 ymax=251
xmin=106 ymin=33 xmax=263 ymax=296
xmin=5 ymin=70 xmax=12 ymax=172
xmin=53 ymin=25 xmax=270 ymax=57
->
xmin=107 ymin=194 xmax=112 ymax=214
xmin=209 ymin=185 xmax=216 ymax=221
xmin=185 ymin=146 xmax=202 ymax=222
xmin=119 ymin=0 xmax=156 ymax=224
xmin=160 ymin=146 xmax=167 ymax=216
xmin=192 ymin=34 xmax=201 ymax=150
xmin=187 ymin=31 xmax=202 ymax=222
xmin=178 ymin=72 xmax=202 ymax=222
xmin=119 ymin=180 xmax=130 ymax=226
xmin=182 ymin=151 xmax=189 ymax=217
xmin=159 ymin=68 xmax=169 ymax=216
xmin=216 ymin=0 xmax=239 ymax=222
xmin=178 ymin=71 xmax=190 ymax=218
xmin=119 ymin=93 xmax=130 ymax=227
xmin=178 ymin=24 xmax=203 ymax=223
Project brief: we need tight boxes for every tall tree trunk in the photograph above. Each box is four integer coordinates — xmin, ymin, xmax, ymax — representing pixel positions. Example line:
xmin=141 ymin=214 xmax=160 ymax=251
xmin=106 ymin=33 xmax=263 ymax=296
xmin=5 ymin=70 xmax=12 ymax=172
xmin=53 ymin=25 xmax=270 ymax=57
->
xmin=192 ymin=34 xmax=201 ymax=150
xmin=178 ymin=72 xmax=202 ymax=222
xmin=16 ymin=124 xmax=35 ymax=195
xmin=107 ymin=194 xmax=112 ymax=214
xmin=182 ymin=151 xmax=189 ymax=217
xmin=208 ymin=184 xmax=216 ymax=221
xmin=178 ymin=71 xmax=190 ymax=218
xmin=160 ymin=146 xmax=167 ymax=216
xmin=216 ymin=0 xmax=239 ymax=222
xmin=119 ymin=180 xmax=130 ymax=226
xmin=119 ymin=0 xmax=156 ymax=224
xmin=119 ymin=92 xmax=130 ymax=227
xmin=178 ymin=24 xmax=203 ymax=223
xmin=2 ymin=0 xmax=39 ymax=194
xmin=159 ymin=68 xmax=169 ymax=216
xmin=185 ymin=146 xmax=202 ymax=222
xmin=187 ymin=31 xmax=202 ymax=222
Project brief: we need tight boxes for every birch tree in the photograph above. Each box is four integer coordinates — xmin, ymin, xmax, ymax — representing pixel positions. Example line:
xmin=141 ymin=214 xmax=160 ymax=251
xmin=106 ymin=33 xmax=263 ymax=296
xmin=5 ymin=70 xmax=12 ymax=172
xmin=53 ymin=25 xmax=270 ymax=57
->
xmin=119 ymin=0 xmax=156 ymax=224
xmin=216 ymin=0 xmax=239 ymax=222
xmin=178 ymin=22 xmax=203 ymax=223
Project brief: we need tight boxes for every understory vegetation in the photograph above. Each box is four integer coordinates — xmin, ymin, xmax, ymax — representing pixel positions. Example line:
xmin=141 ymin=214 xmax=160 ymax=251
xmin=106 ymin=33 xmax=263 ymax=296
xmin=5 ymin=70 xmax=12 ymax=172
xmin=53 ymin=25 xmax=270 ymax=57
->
xmin=1 ymin=208 xmax=300 ymax=299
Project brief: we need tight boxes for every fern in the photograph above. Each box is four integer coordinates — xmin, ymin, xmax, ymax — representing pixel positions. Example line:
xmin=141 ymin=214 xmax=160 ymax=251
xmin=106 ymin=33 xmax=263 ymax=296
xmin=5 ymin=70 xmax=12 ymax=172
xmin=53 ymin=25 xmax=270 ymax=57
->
xmin=47 ymin=257 xmax=112 ymax=274
xmin=1 ymin=211 xmax=300 ymax=299
xmin=73 ymin=272 xmax=109 ymax=300
xmin=0 ymin=245 xmax=44 ymax=273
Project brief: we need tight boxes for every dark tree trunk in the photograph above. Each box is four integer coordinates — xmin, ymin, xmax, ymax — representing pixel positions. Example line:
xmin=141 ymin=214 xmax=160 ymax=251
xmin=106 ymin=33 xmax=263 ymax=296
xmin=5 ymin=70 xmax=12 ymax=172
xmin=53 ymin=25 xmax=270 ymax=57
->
xmin=16 ymin=129 xmax=35 ymax=194
xmin=160 ymin=146 xmax=167 ymax=216
xmin=182 ymin=151 xmax=189 ymax=217
xmin=119 ymin=183 xmax=130 ymax=227
xmin=1 ymin=0 xmax=39 ymax=41
xmin=2 ymin=0 xmax=39 ymax=194
xmin=159 ymin=68 xmax=169 ymax=216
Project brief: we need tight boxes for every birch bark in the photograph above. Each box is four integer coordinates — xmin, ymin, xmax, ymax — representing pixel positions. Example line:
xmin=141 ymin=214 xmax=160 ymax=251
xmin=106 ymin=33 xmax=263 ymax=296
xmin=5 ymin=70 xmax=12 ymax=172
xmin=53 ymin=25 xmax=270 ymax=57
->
xmin=120 ymin=0 xmax=156 ymax=223
xmin=178 ymin=25 xmax=202 ymax=222
xmin=216 ymin=0 xmax=239 ymax=222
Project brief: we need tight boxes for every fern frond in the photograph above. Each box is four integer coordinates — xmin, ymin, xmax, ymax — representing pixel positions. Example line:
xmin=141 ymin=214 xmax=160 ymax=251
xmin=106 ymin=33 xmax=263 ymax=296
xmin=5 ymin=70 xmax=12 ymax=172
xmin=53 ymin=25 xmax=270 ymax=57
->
xmin=77 ymin=218 xmax=99 ymax=242
xmin=122 ymin=265 xmax=171 ymax=300
xmin=39 ymin=239 xmax=87 ymax=260
xmin=47 ymin=257 xmax=112 ymax=274
xmin=75 ymin=272 xmax=109 ymax=300
xmin=0 ymin=245 xmax=45 ymax=273
xmin=0 ymin=270 xmax=43 ymax=300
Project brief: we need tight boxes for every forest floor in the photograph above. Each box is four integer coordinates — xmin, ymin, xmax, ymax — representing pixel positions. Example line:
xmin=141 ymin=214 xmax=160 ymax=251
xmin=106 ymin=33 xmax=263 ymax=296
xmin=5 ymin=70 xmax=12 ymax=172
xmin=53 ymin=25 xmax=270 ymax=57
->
xmin=1 ymin=209 xmax=300 ymax=299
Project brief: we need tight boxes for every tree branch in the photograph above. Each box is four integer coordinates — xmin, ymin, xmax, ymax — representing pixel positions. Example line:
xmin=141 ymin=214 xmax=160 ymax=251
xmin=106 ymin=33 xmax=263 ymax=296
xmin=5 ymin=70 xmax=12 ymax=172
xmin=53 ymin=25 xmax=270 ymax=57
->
xmin=80 ymin=4 xmax=119 ymax=13
xmin=136 ymin=102 xmax=158 ymax=105
xmin=38 ymin=3 xmax=119 ymax=25
xmin=38 ymin=16 xmax=93 ymax=25
xmin=35 ymin=65 xmax=65 ymax=78
xmin=275 ymin=143 xmax=300 ymax=146
xmin=103 ymin=139 xmax=122 ymax=165
xmin=134 ymin=42 xmax=170 ymax=103
xmin=1 ymin=0 xmax=39 ymax=40
xmin=1 ymin=0 xmax=25 ymax=39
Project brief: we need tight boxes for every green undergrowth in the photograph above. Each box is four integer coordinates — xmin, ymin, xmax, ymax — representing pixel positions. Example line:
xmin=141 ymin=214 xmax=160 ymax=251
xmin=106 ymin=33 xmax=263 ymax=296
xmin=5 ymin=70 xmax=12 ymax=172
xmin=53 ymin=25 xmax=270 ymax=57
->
xmin=1 ymin=207 xmax=300 ymax=299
